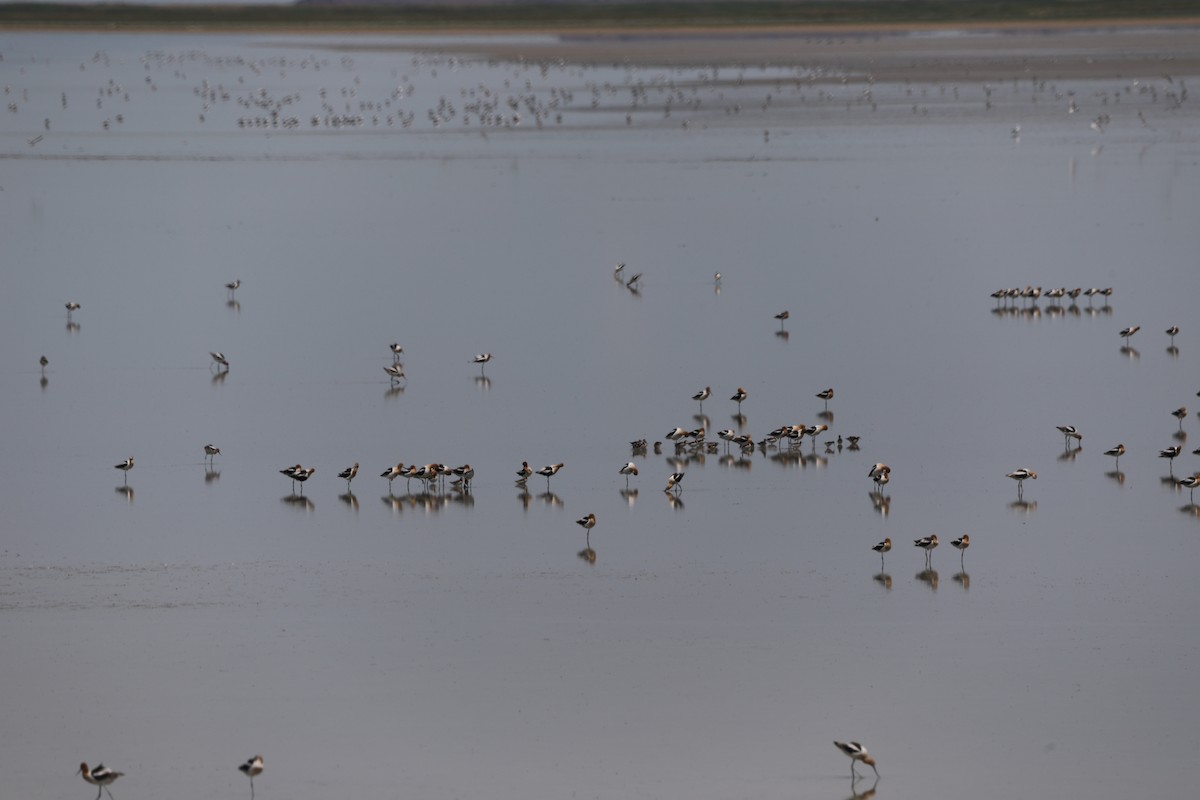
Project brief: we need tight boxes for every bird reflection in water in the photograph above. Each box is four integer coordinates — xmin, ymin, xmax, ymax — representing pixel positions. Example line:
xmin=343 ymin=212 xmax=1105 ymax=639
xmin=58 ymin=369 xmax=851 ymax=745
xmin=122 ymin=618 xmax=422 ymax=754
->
xmin=578 ymin=528 xmax=596 ymax=565
xmin=1008 ymin=498 xmax=1037 ymax=513
xmin=227 ymin=299 xmax=241 ymax=314
xmin=953 ymin=572 xmax=971 ymax=590
xmin=619 ymin=487 xmax=638 ymax=506
xmin=1180 ymin=503 xmax=1200 ymax=519
xmin=114 ymin=485 xmax=134 ymax=503
xmin=205 ymin=467 xmax=220 ymax=484
xmin=915 ymin=568 xmax=939 ymax=592
xmin=731 ymin=412 xmax=747 ymax=428
xmin=665 ymin=492 xmax=684 ymax=511
xmin=1120 ymin=345 xmax=1140 ymax=359
xmin=1057 ymin=443 xmax=1081 ymax=463
xmin=339 ymin=492 xmax=359 ymax=511
xmin=382 ymin=494 xmax=404 ymax=514
xmin=282 ymin=495 xmax=314 ymax=512
xmin=211 ymin=369 xmax=228 ymax=387
xmin=474 ymin=374 xmax=491 ymax=391
xmin=540 ymin=492 xmax=562 ymax=508
xmin=1106 ymin=470 xmax=1126 ymax=487
xmin=40 ymin=375 xmax=48 ymax=390
xmin=869 ymin=491 xmax=891 ymax=519
xmin=774 ymin=328 xmax=789 ymax=342
xmin=385 ymin=384 xmax=404 ymax=401
xmin=450 ymin=491 xmax=474 ymax=509
xmin=873 ymin=572 xmax=892 ymax=591
xmin=846 ymin=778 xmax=879 ymax=800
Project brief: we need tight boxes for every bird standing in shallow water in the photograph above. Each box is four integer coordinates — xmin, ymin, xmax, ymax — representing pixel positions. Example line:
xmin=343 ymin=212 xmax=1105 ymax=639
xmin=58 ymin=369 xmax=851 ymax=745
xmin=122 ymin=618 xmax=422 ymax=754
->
xmin=576 ymin=513 xmax=596 ymax=532
xmin=1006 ymin=468 xmax=1036 ymax=496
xmin=204 ymin=444 xmax=220 ymax=464
xmin=238 ymin=755 xmax=264 ymax=799
xmin=1105 ymin=444 xmax=1125 ymax=468
xmin=1166 ymin=325 xmax=1180 ymax=345
xmin=338 ymin=462 xmax=359 ymax=489
xmin=665 ymin=472 xmax=684 ymax=493
xmin=693 ymin=386 xmax=711 ymax=411
xmin=816 ymin=388 xmax=834 ymax=410
xmin=210 ymin=351 xmax=230 ymax=370
xmin=1171 ymin=407 xmax=1187 ymax=429
xmin=619 ymin=462 xmax=638 ymax=487
xmin=114 ymin=457 xmax=134 ymax=483
xmin=914 ymin=534 xmax=939 ymax=564
xmin=872 ymin=537 xmax=891 ymax=568
xmin=1119 ymin=325 xmax=1140 ymax=343
xmin=40 ymin=354 xmax=48 ymax=375
xmin=731 ymin=387 xmax=747 ymax=412
xmin=79 ymin=763 xmax=124 ymax=800
xmin=536 ymin=463 xmax=563 ymax=491
xmin=833 ymin=741 xmax=879 ymax=779
xmin=473 ymin=353 xmax=492 ymax=374
xmin=951 ymin=534 xmax=970 ymax=566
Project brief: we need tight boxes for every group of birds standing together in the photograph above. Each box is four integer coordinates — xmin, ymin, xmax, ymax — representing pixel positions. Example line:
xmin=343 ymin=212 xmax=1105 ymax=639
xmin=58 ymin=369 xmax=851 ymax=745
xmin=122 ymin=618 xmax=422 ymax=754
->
xmin=77 ymin=755 xmax=262 ymax=800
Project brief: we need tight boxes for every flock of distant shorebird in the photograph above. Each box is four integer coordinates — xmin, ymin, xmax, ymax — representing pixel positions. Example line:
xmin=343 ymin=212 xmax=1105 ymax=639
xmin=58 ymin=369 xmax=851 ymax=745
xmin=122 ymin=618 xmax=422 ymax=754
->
xmin=55 ymin=278 xmax=1200 ymax=795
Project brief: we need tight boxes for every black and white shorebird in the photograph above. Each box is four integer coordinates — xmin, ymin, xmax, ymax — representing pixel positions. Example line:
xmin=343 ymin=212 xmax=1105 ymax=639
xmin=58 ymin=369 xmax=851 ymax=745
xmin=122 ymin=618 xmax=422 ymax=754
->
xmin=951 ymin=534 xmax=970 ymax=566
xmin=1179 ymin=473 xmax=1200 ymax=501
xmin=872 ymin=537 xmax=892 ymax=568
xmin=381 ymin=463 xmax=404 ymax=492
xmin=452 ymin=463 xmax=474 ymax=490
xmin=210 ymin=351 xmax=230 ymax=371
xmin=774 ymin=310 xmax=789 ymax=328
xmin=1006 ymin=468 xmax=1037 ymax=496
xmin=1104 ymin=444 xmax=1125 ymax=468
xmin=625 ymin=272 xmax=642 ymax=289
xmin=293 ymin=466 xmax=315 ymax=493
xmin=914 ymin=534 xmax=939 ymax=564
xmin=868 ymin=463 xmax=891 ymax=492
xmin=816 ymin=388 xmax=834 ymax=410
xmin=65 ymin=301 xmax=81 ymax=319
xmin=203 ymin=444 xmax=221 ymax=464
xmin=225 ymin=279 xmax=241 ymax=298
xmin=238 ymin=755 xmax=264 ymax=799
xmin=619 ymin=461 xmax=639 ymax=487
xmin=78 ymin=762 xmax=124 ymax=800
xmin=1171 ymin=407 xmax=1187 ymax=429
xmin=473 ymin=353 xmax=492 ymax=374
xmin=833 ymin=741 xmax=879 ymax=779
xmin=114 ymin=457 xmax=134 ymax=483
xmin=1056 ymin=425 xmax=1083 ymax=446
xmin=1119 ymin=325 xmax=1140 ymax=343
xmin=280 ymin=463 xmax=303 ymax=493
xmin=384 ymin=363 xmax=405 ymax=384
xmin=536 ymin=463 xmax=563 ymax=491
xmin=389 ymin=343 xmax=405 ymax=361
xmin=338 ymin=462 xmax=359 ymax=489
xmin=516 ymin=461 xmax=533 ymax=485
xmin=40 ymin=354 xmax=48 ymax=375
xmin=692 ymin=386 xmax=711 ymax=411
xmin=576 ymin=513 xmax=596 ymax=532
xmin=730 ymin=387 xmax=747 ymax=412
xmin=1166 ymin=325 xmax=1180 ymax=345
xmin=664 ymin=471 xmax=684 ymax=493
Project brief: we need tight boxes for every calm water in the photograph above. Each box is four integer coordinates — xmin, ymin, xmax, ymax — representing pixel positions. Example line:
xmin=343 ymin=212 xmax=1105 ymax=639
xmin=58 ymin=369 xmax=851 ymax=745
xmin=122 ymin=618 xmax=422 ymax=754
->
xmin=2 ymin=30 xmax=1199 ymax=800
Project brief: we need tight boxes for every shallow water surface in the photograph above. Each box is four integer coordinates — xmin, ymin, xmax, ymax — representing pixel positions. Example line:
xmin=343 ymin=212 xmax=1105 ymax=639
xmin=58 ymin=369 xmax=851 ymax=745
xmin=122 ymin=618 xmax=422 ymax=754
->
xmin=1 ymin=30 xmax=1198 ymax=800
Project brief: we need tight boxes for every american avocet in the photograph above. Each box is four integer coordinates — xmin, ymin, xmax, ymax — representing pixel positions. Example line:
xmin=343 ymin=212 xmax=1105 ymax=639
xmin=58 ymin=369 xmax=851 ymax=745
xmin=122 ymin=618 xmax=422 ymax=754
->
xmin=66 ymin=301 xmax=81 ymax=319
xmin=238 ymin=755 xmax=264 ymax=799
xmin=451 ymin=464 xmax=474 ymax=490
xmin=473 ymin=353 xmax=492 ymax=374
xmin=914 ymin=534 xmax=939 ymax=563
xmin=114 ymin=457 xmax=134 ymax=483
xmin=816 ymin=388 xmax=834 ymax=410
xmin=665 ymin=427 xmax=689 ymax=442
xmin=389 ymin=343 xmax=405 ymax=361
xmin=1056 ymin=425 xmax=1083 ymax=446
xmin=576 ymin=513 xmax=596 ymax=531
xmin=338 ymin=462 xmax=359 ymax=488
xmin=1100 ymin=287 xmax=1113 ymax=303
xmin=614 ymin=262 xmax=625 ymax=276
xmin=225 ymin=278 xmax=241 ymax=293
xmin=664 ymin=471 xmax=684 ymax=493
xmin=872 ymin=537 xmax=892 ymax=568
xmin=619 ymin=462 xmax=638 ymax=487
xmin=1166 ymin=325 xmax=1180 ymax=344
xmin=833 ymin=741 xmax=879 ymax=779
xmin=516 ymin=461 xmax=533 ymax=484
xmin=951 ymin=534 xmax=970 ymax=566
xmin=204 ymin=444 xmax=221 ymax=464
xmin=1006 ymin=468 xmax=1036 ymax=496
xmin=1172 ymin=407 xmax=1187 ymax=428
xmin=1067 ymin=287 xmax=1083 ymax=302
xmin=280 ymin=463 xmax=302 ymax=492
xmin=626 ymin=272 xmax=642 ymax=289
xmin=210 ymin=351 xmax=230 ymax=370
xmin=731 ymin=387 xmax=747 ymax=412
xmin=380 ymin=463 xmax=404 ymax=492
xmin=292 ymin=466 xmax=315 ymax=493
xmin=1104 ymin=444 xmax=1125 ymax=468
xmin=537 ymin=463 xmax=563 ymax=490
xmin=79 ymin=762 xmax=124 ymax=800
xmin=1179 ymin=474 xmax=1200 ymax=501
xmin=384 ymin=364 xmax=405 ymax=383
xmin=1119 ymin=325 xmax=1140 ymax=341
xmin=775 ymin=310 xmax=789 ymax=328
xmin=693 ymin=386 xmax=711 ymax=411
xmin=40 ymin=354 xmax=48 ymax=375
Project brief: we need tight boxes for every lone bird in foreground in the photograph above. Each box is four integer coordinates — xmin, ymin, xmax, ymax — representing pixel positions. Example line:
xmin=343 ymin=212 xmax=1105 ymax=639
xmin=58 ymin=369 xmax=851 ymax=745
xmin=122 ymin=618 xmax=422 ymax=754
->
xmin=833 ymin=741 xmax=879 ymax=779
xmin=238 ymin=755 xmax=264 ymax=799
xmin=1166 ymin=325 xmax=1180 ymax=345
xmin=210 ymin=351 xmax=230 ymax=370
xmin=816 ymin=387 xmax=834 ymax=409
xmin=79 ymin=762 xmax=124 ymax=800
xmin=225 ymin=279 xmax=241 ymax=296
xmin=203 ymin=444 xmax=221 ymax=464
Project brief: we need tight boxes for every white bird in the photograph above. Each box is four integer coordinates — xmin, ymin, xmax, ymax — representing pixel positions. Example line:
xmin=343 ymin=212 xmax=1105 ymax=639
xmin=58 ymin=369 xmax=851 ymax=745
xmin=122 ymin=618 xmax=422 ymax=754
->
xmin=833 ymin=741 xmax=879 ymax=779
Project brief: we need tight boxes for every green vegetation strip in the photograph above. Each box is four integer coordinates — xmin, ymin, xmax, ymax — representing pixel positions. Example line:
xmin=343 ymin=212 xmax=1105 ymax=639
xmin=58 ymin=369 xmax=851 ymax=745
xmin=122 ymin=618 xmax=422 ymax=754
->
xmin=2 ymin=1 xmax=1199 ymax=32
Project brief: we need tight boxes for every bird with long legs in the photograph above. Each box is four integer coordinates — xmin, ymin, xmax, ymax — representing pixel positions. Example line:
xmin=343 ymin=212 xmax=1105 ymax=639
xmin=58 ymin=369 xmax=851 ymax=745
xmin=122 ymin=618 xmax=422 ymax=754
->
xmin=473 ymin=353 xmax=492 ymax=374
xmin=210 ymin=351 xmax=230 ymax=371
xmin=1006 ymin=468 xmax=1037 ymax=497
xmin=280 ymin=463 xmax=302 ymax=493
xmin=338 ymin=462 xmax=359 ymax=489
xmin=537 ymin=463 xmax=563 ymax=491
xmin=833 ymin=741 xmax=879 ymax=779
xmin=225 ymin=279 xmax=241 ymax=298
xmin=1167 ymin=325 xmax=1180 ymax=346
xmin=731 ymin=387 xmax=747 ymax=413
xmin=872 ymin=538 xmax=891 ymax=569
xmin=78 ymin=763 xmax=123 ymax=800
xmin=692 ymin=386 xmax=711 ymax=412
xmin=1119 ymin=325 xmax=1140 ymax=344
xmin=66 ymin=301 xmax=81 ymax=320
xmin=576 ymin=513 xmax=596 ymax=533
xmin=1056 ymin=425 xmax=1083 ymax=447
xmin=951 ymin=534 xmax=970 ymax=567
xmin=914 ymin=534 xmax=939 ymax=565
xmin=1171 ymin=407 xmax=1187 ymax=429
xmin=816 ymin=388 xmax=834 ymax=410
xmin=238 ymin=755 xmax=263 ymax=799
xmin=1105 ymin=444 xmax=1125 ymax=469
xmin=204 ymin=444 xmax=221 ymax=465
xmin=619 ymin=462 xmax=638 ymax=487
xmin=114 ymin=457 xmax=134 ymax=483
xmin=1179 ymin=473 xmax=1200 ymax=501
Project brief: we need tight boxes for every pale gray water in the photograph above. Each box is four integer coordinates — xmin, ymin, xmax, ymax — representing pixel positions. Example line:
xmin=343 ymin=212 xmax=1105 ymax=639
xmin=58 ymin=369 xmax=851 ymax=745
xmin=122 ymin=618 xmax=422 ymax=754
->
xmin=2 ymin=30 xmax=1199 ymax=800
